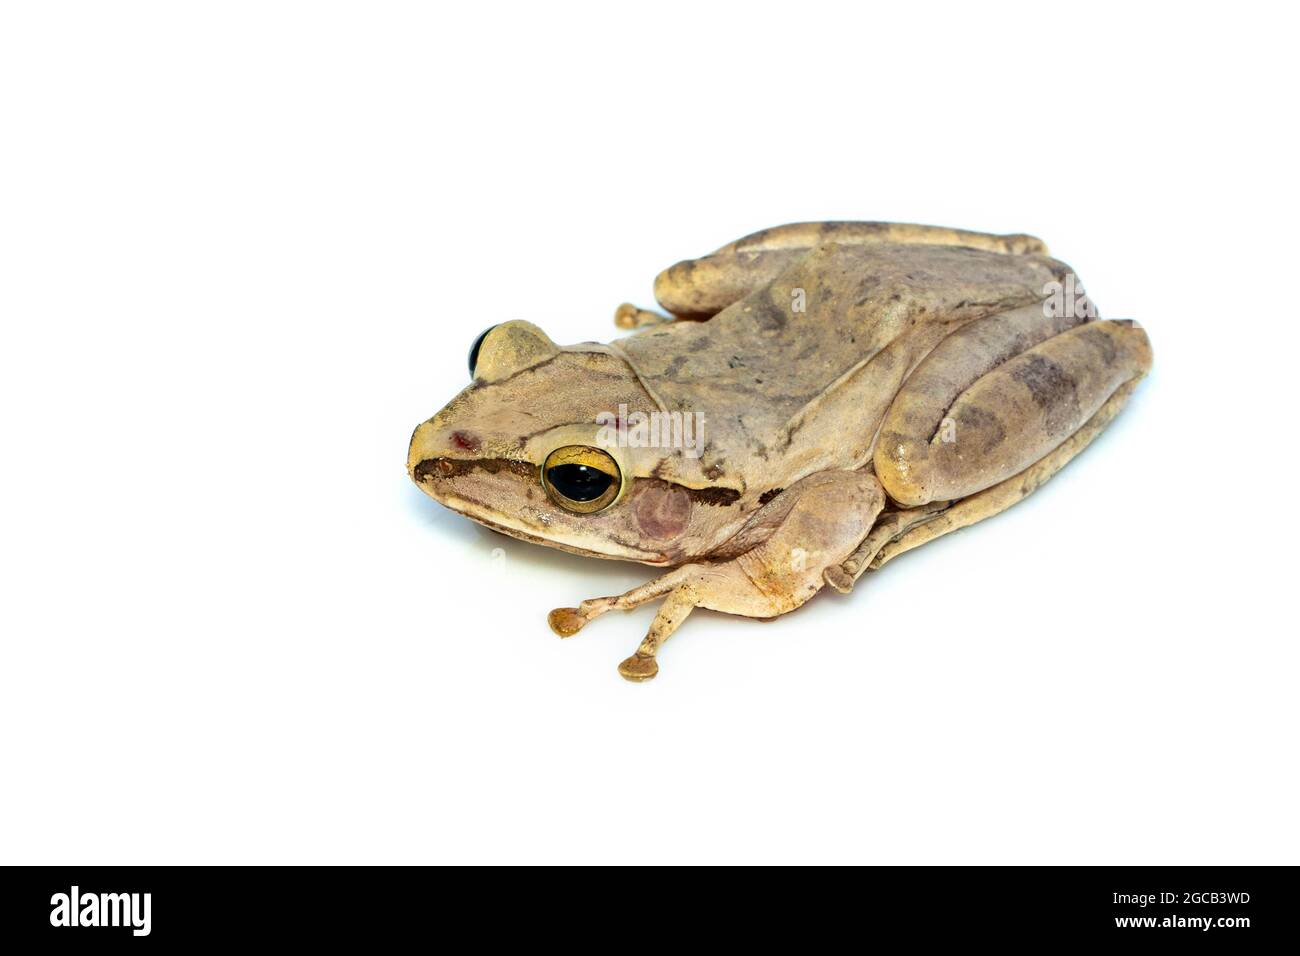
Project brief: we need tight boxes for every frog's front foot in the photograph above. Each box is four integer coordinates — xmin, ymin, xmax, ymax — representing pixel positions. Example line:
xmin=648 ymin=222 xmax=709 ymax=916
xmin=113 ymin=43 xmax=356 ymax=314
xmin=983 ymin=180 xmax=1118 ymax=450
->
xmin=547 ymin=607 xmax=587 ymax=637
xmin=613 ymin=302 xmax=671 ymax=329
xmin=546 ymin=470 xmax=886 ymax=681
xmin=547 ymin=572 xmax=698 ymax=681
xmin=616 ymin=652 xmax=659 ymax=682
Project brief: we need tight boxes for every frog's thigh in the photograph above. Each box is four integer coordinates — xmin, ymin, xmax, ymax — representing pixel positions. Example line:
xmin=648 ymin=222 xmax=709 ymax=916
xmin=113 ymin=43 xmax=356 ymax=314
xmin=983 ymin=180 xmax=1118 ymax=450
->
xmin=871 ymin=377 xmax=1142 ymax=570
xmin=874 ymin=318 xmax=1153 ymax=507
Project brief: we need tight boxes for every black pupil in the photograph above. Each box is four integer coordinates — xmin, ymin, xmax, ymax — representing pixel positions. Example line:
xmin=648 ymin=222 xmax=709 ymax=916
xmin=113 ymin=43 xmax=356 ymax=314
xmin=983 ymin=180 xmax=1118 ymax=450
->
xmin=468 ymin=325 xmax=497 ymax=378
xmin=547 ymin=464 xmax=614 ymax=502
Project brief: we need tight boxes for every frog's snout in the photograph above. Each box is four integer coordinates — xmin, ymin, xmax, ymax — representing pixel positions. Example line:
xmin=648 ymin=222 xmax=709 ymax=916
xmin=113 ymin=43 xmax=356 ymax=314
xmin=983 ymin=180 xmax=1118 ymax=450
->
xmin=407 ymin=420 xmax=439 ymax=475
xmin=408 ymin=420 xmax=539 ymax=510
xmin=408 ymin=423 xmax=465 ymax=500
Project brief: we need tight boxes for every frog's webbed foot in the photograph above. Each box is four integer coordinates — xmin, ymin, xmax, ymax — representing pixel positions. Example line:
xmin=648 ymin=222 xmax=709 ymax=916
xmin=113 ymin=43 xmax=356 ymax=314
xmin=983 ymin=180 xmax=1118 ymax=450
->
xmin=613 ymin=303 xmax=671 ymax=329
xmin=549 ymin=470 xmax=885 ymax=681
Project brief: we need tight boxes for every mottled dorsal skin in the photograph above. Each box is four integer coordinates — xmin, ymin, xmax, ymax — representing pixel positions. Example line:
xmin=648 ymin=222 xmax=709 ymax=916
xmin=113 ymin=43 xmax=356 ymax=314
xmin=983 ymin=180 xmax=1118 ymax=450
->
xmin=618 ymin=242 xmax=1070 ymax=493
xmin=409 ymin=234 xmax=1070 ymax=567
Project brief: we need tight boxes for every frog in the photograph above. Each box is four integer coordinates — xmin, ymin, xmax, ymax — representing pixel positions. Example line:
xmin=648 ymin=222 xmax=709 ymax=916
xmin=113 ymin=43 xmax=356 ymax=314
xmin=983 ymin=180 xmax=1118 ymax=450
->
xmin=408 ymin=221 xmax=1152 ymax=681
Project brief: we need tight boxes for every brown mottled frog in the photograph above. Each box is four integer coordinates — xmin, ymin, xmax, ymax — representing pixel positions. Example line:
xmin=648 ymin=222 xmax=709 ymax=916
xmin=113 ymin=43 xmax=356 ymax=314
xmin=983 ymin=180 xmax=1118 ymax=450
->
xmin=408 ymin=222 xmax=1152 ymax=681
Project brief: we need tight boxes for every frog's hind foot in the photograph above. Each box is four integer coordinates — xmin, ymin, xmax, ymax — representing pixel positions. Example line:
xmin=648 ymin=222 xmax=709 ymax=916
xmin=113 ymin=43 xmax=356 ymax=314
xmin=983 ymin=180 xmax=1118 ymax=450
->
xmin=821 ymin=565 xmax=855 ymax=594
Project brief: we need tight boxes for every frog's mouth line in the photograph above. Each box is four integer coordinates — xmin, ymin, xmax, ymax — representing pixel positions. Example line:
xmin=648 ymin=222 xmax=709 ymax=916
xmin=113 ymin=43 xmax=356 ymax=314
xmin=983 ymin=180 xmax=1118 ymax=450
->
xmin=456 ymin=504 xmax=664 ymax=563
xmin=411 ymin=457 xmax=667 ymax=563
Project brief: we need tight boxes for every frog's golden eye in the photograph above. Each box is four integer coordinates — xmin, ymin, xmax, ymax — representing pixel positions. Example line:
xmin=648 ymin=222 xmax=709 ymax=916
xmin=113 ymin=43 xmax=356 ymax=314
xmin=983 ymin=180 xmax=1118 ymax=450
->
xmin=542 ymin=445 xmax=621 ymax=514
xmin=468 ymin=324 xmax=498 ymax=378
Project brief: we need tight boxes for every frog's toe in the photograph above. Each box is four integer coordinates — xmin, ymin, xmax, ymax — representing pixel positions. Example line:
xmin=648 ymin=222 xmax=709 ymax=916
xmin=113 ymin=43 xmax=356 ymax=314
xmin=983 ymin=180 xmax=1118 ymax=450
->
xmin=613 ymin=303 xmax=643 ymax=329
xmin=617 ymin=652 xmax=659 ymax=682
xmin=614 ymin=302 xmax=670 ymax=329
xmin=547 ymin=607 xmax=587 ymax=637
xmin=822 ymin=565 xmax=855 ymax=594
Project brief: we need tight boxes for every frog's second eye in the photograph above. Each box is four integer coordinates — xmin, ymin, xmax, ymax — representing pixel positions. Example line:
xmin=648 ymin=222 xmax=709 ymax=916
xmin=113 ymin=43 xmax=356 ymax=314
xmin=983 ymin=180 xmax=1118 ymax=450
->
xmin=468 ymin=324 xmax=498 ymax=378
xmin=542 ymin=445 xmax=621 ymax=514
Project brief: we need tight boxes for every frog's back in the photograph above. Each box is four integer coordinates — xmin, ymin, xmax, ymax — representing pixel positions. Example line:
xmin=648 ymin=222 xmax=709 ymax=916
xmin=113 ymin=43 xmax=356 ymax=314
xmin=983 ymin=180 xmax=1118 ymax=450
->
xmin=617 ymin=241 xmax=1067 ymax=490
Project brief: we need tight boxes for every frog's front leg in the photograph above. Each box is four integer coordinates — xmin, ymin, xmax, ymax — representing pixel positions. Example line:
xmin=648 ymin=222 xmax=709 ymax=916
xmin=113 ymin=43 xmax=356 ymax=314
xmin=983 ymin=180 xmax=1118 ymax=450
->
xmin=548 ymin=471 xmax=885 ymax=681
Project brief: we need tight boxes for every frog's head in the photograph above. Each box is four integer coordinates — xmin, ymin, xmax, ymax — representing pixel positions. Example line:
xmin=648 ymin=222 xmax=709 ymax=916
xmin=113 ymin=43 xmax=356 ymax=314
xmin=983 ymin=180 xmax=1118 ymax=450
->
xmin=408 ymin=321 xmax=733 ymax=565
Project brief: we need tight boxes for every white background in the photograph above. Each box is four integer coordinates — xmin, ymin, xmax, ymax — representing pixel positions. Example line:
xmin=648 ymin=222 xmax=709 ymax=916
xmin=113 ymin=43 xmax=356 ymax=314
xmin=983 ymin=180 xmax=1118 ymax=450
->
xmin=2 ymin=2 xmax=1296 ymax=864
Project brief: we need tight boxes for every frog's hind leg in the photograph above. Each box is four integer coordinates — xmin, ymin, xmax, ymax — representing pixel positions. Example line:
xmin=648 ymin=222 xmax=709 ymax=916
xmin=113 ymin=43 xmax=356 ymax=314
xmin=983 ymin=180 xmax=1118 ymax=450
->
xmin=874 ymin=314 xmax=1152 ymax=508
xmin=549 ymin=470 xmax=885 ymax=681
xmin=825 ymin=302 xmax=1150 ymax=588
xmin=652 ymin=221 xmax=1048 ymax=319
xmin=841 ymin=305 xmax=1151 ymax=586
xmin=870 ymin=377 xmax=1141 ymax=571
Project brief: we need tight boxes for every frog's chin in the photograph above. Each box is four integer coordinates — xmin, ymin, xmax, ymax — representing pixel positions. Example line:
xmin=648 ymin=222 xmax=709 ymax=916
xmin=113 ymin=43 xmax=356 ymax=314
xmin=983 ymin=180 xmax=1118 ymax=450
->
xmin=422 ymin=484 xmax=668 ymax=565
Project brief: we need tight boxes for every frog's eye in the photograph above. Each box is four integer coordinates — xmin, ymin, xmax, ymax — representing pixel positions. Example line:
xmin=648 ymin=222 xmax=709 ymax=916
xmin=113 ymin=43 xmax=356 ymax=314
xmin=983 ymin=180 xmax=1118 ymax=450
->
xmin=468 ymin=324 xmax=498 ymax=378
xmin=469 ymin=321 xmax=560 ymax=383
xmin=542 ymin=445 xmax=621 ymax=514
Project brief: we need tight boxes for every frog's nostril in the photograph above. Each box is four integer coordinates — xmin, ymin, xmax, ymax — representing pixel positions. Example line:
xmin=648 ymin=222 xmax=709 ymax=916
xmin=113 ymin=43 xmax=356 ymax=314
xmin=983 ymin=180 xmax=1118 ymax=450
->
xmin=411 ymin=457 xmax=457 ymax=483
